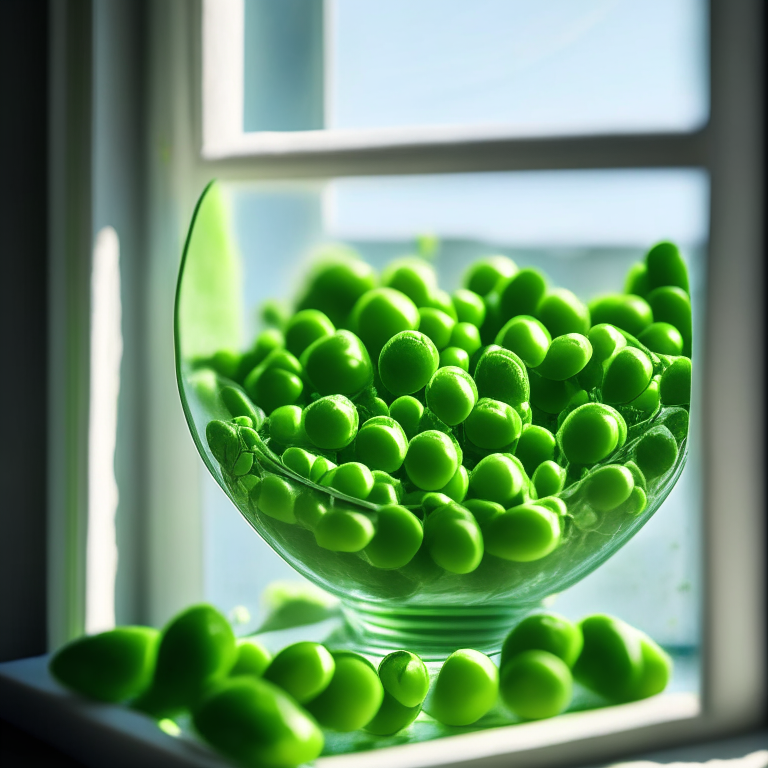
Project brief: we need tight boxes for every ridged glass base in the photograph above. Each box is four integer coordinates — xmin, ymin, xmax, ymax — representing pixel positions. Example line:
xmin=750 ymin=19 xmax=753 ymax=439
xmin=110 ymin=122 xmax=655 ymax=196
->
xmin=340 ymin=599 xmax=539 ymax=660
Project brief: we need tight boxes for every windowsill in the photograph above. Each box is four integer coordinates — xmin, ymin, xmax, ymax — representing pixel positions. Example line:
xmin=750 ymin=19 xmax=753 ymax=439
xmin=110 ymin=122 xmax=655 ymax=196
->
xmin=0 ymin=655 xmax=701 ymax=768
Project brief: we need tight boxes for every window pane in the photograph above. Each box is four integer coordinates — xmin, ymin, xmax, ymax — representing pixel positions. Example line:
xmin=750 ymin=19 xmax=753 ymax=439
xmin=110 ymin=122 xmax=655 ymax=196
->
xmin=203 ymin=169 xmax=705 ymax=697
xmin=239 ymin=0 xmax=709 ymax=136
xmin=328 ymin=0 xmax=708 ymax=134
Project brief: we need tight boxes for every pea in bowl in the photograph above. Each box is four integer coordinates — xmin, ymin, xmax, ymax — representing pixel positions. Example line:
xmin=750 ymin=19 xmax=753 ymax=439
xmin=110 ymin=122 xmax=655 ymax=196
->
xmin=175 ymin=182 xmax=691 ymax=659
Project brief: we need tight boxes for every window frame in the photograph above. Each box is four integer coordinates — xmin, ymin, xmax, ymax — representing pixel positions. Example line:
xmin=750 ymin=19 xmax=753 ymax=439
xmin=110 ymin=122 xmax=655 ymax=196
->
xmin=46 ymin=0 xmax=765 ymax=763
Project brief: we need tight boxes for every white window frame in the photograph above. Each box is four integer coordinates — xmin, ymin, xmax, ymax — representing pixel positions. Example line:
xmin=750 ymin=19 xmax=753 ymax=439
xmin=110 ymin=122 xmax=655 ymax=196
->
xmin=46 ymin=0 xmax=765 ymax=764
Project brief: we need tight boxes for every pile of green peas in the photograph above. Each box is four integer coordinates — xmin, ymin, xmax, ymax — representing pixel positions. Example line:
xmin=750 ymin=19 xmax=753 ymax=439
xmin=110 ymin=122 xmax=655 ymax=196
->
xmin=201 ymin=241 xmax=691 ymax=576
xmin=50 ymin=603 xmax=671 ymax=766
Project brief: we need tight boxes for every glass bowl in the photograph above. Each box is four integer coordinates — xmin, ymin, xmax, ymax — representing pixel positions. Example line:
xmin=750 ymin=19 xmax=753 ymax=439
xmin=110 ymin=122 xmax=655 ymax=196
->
xmin=174 ymin=182 xmax=689 ymax=659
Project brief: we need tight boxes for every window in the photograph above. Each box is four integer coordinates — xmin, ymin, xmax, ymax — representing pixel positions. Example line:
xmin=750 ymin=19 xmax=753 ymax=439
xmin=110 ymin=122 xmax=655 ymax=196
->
xmin=37 ymin=0 xmax=765 ymax=764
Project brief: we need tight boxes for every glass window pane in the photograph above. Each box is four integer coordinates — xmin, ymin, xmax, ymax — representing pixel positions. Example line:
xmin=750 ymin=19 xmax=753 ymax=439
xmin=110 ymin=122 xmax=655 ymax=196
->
xmin=201 ymin=169 xmax=706 ymax=700
xmin=328 ymin=0 xmax=708 ymax=134
xmin=240 ymin=0 xmax=709 ymax=136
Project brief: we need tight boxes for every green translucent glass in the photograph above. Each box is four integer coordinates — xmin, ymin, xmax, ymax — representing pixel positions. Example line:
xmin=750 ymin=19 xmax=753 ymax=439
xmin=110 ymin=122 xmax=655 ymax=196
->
xmin=175 ymin=182 xmax=690 ymax=660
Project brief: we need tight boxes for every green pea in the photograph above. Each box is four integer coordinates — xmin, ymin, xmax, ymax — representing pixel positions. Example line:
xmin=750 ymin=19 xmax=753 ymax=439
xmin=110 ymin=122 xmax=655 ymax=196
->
xmin=630 ymin=375 xmax=661 ymax=412
xmin=514 ymin=424 xmax=556 ymax=476
xmin=404 ymin=430 xmax=461 ymax=491
xmin=645 ymin=241 xmax=689 ymax=294
xmin=422 ymin=492 xmax=454 ymax=514
xmin=439 ymin=345 xmax=470 ymax=371
xmin=293 ymin=491 xmax=327 ymax=529
xmin=365 ymin=650 xmax=429 ymax=735
xmin=647 ymin=286 xmax=692 ymax=357
xmin=309 ymin=456 xmax=336 ymax=484
xmin=269 ymin=405 xmax=305 ymax=446
xmin=423 ymin=504 xmax=484 ymax=574
xmin=536 ymin=495 xmax=568 ymax=517
xmin=536 ymin=333 xmax=592 ymax=381
xmin=221 ymin=386 xmax=264 ymax=429
xmin=499 ymin=268 xmax=547 ymax=321
xmin=588 ymin=323 xmax=627 ymax=363
xmin=378 ymin=330 xmax=439 ymax=396
xmin=136 ymin=605 xmax=237 ymax=717
xmin=631 ymin=633 xmax=673 ymax=700
xmin=624 ymin=261 xmax=650 ymax=297
xmin=573 ymin=614 xmax=643 ymax=702
xmin=452 ymin=288 xmax=487 ymax=326
xmin=284 ymin=309 xmax=335 ymax=358
xmin=536 ymin=288 xmax=590 ymax=338
xmin=440 ymin=464 xmax=469 ymax=502
xmin=389 ymin=395 xmax=424 ymax=440
xmin=634 ymin=426 xmax=679 ymax=480
xmin=426 ymin=288 xmax=459 ymax=320
xmin=464 ymin=398 xmax=521 ymax=451
xmin=306 ymin=651 xmax=385 ymax=732
xmin=260 ymin=298 xmax=290 ymax=329
xmin=483 ymin=504 xmax=561 ymax=562
xmin=302 ymin=395 xmax=358 ymax=451
xmin=462 ymin=498 xmax=504 ymax=528
xmin=314 ymin=505 xmax=375 ymax=551
xmin=297 ymin=248 xmax=377 ymax=327
xmin=623 ymin=460 xmax=647 ymax=491
xmin=425 ymin=366 xmax=478 ymax=426
xmin=588 ymin=294 xmax=653 ymax=337
xmin=253 ymin=474 xmax=297 ymax=524
xmin=249 ymin=348 xmax=303 ymax=379
xmin=364 ymin=505 xmax=424 ymax=569
xmin=381 ymin=257 xmax=437 ymax=308
xmin=367 ymin=482 xmax=399 ymax=506
xmin=501 ymin=612 xmax=583 ymax=668
xmin=500 ymin=650 xmax=572 ymax=720
xmin=425 ymin=649 xmax=499 ymax=726
xmin=349 ymin=287 xmax=419 ymax=356
xmin=602 ymin=347 xmax=654 ymax=404
xmin=50 ymin=627 xmax=159 ymax=703
xmin=620 ymin=486 xmax=647 ymax=516
xmin=245 ymin=475 xmax=263 ymax=504
xmin=638 ymin=322 xmax=684 ymax=356
xmin=658 ymin=406 xmax=689 ymax=443
xmin=236 ymin=327 xmax=285 ymax=381
xmin=369 ymin=397 xmax=390 ymax=418
xmin=464 ymin=255 xmax=517 ymax=296
xmin=474 ymin=345 xmax=530 ymax=408
xmin=494 ymin=315 xmax=551 ymax=368
xmin=354 ymin=416 xmax=407 ymax=473
xmin=263 ymin=642 xmax=335 ymax=704
xmin=232 ymin=451 xmax=254 ymax=477
xmin=418 ymin=307 xmax=456 ymax=350
xmin=371 ymin=469 xmax=402 ymax=493
xmin=584 ymin=465 xmax=635 ymax=512
xmin=248 ymin=367 xmax=304 ymax=415
xmin=301 ymin=330 xmax=373 ymax=397
xmin=193 ymin=676 xmax=324 ymax=768
xmin=660 ymin=356 xmax=692 ymax=405
xmin=469 ymin=453 xmax=526 ymax=507
xmin=320 ymin=462 xmax=374 ymax=500
xmin=449 ymin=322 xmax=482 ymax=357
xmin=365 ymin=692 xmax=422 ymax=736
xmin=231 ymin=638 xmax=272 ymax=678
xmin=558 ymin=403 xmax=626 ymax=466
xmin=281 ymin=447 xmax=315 ymax=479
xmin=532 ymin=460 xmax=566 ymax=498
